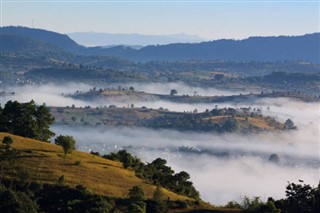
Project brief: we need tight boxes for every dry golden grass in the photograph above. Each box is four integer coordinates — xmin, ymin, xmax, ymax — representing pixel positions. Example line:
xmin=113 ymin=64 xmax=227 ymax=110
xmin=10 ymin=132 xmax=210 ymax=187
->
xmin=238 ymin=117 xmax=271 ymax=129
xmin=101 ymin=90 xmax=129 ymax=95
xmin=0 ymin=132 xmax=191 ymax=201
xmin=203 ymin=116 xmax=272 ymax=130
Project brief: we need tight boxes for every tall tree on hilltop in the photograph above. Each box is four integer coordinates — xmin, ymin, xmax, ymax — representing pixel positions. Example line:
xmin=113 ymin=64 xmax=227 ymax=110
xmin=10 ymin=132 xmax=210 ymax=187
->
xmin=0 ymin=100 xmax=55 ymax=141
xmin=35 ymin=104 xmax=55 ymax=141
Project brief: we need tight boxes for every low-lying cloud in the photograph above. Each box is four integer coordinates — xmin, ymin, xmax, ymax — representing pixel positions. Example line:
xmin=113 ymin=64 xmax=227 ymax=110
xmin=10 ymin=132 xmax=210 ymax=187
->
xmin=1 ymin=82 xmax=240 ymax=111
xmin=109 ymin=82 xmax=243 ymax=96
xmin=1 ymin=82 xmax=319 ymax=205
xmin=51 ymin=125 xmax=319 ymax=205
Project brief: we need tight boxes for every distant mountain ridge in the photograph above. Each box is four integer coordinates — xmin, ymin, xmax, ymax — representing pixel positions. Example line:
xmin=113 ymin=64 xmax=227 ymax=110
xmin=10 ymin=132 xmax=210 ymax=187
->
xmin=133 ymin=33 xmax=320 ymax=62
xmin=1 ymin=26 xmax=319 ymax=63
xmin=68 ymin=32 xmax=205 ymax=46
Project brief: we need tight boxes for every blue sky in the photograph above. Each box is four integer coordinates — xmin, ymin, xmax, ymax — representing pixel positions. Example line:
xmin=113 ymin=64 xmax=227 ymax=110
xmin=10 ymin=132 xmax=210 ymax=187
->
xmin=1 ymin=0 xmax=319 ymax=39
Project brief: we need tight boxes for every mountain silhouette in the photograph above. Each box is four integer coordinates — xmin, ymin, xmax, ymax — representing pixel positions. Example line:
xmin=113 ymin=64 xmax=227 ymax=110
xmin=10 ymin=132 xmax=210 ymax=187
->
xmin=1 ymin=26 xmax=319 ymax=63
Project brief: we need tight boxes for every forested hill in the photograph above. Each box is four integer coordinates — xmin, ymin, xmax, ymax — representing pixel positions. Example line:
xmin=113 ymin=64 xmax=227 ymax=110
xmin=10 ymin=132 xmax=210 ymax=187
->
xmin=134 ymin=33 xmax=320 ymax=63
xmin=1 ymin=26 xmax=319 ymax=63
xmin=1 ymin=26 xmax=83 ymax=53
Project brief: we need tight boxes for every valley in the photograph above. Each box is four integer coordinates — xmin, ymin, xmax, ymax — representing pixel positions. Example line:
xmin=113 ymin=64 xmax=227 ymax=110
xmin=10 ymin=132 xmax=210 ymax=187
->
xmin=0 ymin=24 xmax=319 ymax=213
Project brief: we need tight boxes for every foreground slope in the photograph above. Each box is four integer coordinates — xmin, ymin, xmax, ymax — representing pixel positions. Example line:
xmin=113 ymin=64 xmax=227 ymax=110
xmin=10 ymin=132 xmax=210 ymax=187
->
xmin=0 ymin=132 xmax=190 ymax=201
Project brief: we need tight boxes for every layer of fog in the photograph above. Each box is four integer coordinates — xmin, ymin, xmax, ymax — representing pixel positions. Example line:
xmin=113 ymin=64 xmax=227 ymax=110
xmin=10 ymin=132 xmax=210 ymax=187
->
xmin=52 ymin=124 xmax=319 ymax=205
xmin=108 ymin=82 xmax=243 ymax=96
xmin=0 ymin=83 xmax=267 ymax=113
xmin=0 ymin=83 xmax=225 ymax=112
xmin=0 ymin=83 xmax=93 ymax=107
xmin=51 ymin=97 xmax=319 ymax=205
xmin=2 ymin=83 xmax=319 ymax=205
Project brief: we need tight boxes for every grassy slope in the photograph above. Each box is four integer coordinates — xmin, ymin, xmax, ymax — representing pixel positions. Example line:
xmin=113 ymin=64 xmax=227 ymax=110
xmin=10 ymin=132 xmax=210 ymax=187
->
xmin=51 ymin=107 xmax=284 ymax=132
xmin=204 ymin=115 xmax=283 ymax=130
xmin=0 ymin=132 xmax=191 ymax=201
xmin=73 ymin=89 xmax=319 ymax=104
xmin=0 ymin=133 xmax=244 ymax=212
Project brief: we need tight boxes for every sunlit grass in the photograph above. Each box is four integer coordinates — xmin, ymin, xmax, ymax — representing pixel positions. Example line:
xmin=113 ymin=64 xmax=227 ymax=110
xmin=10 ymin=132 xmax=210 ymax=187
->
xmin=0 ymin=132 xmax=191 ymax=201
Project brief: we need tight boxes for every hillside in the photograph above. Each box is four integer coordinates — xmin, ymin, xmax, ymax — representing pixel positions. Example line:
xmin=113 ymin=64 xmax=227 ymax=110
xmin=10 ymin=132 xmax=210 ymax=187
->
xmin=0 ymin=132 xmax=190 ymax=201
xmin=1 ymin=26 xmax=83 ymax=53
xmin=50 ymin=105 xmax=285 ymax=133
xmin=69 ymin=88 xmax=319 ymax=105
xmin=132 ymin=33 xmax=320 ymax=62
xmin=1 ymin=26 xmax=319 ymax=63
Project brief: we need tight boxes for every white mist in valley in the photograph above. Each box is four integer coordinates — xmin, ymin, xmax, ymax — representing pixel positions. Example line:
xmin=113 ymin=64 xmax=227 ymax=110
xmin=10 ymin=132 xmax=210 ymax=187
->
xmin=51 ymin=97 xmax=319 ymax=205
xmin=109 ymin=82 xmax=243 ymax=96
xmin=0 ymin=82 xmax=245 ymax=112
xmin=2 ymin=83 xmax=319 ymax=205
xmin=0 ymin=83 xmax=93 ymax=107
xmin=52 ymin=125 xmax=319 ymax=205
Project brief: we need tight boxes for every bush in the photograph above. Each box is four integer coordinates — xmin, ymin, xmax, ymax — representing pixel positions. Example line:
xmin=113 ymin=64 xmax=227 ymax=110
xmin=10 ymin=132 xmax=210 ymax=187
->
xmin=2 ymin=136 xmax=13 ymax=147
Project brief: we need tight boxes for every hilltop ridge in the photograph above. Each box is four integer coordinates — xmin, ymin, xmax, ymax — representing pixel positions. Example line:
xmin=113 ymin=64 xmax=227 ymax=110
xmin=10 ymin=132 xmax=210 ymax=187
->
xmin=1 ymin=26 xmax=319 ymax=63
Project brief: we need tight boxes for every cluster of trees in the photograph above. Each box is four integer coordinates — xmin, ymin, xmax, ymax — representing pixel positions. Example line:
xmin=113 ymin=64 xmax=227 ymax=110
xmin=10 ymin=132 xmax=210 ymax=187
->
xmin=147 ymin=113 xmax=240 ymax=133
xmin=127 ymin=185 xmax=175 ymax=213
xmin=0 ymin=136 xmax=19 ymax=185
xmin=284 ymin=181 xmax=320 ymax=213
xmin=0 ymin=136 xmax=189 ymax=213
xmin=225 ymin=181 xmax=320 ymax=213
xmin=146 ymin=107 xmax=292 ymax=132
xmin=103 ymin=150 xmax=200 ymax=200
xmin=246 ymin=72 xmax=320 ymax=85
xmin=0 ymin=100 xmax=76 ymax=157
xmin=0 ymin=182 xmax=116 ymax=213
xmin=24 ymin=65 xmax=140 ymax=84
xmin=127 ymin=185 xmax=146 ymax=213
xmin=0 ymin=135 xmax=112 ymax=213
xmin=0 ymin=100 xmax=55 ymax=141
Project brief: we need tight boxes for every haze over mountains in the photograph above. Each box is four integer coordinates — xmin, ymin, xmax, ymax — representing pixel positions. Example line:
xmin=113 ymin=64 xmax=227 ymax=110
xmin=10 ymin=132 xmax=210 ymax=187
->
xmin=1 ymin=26 xmax=319 ymax=63
xmin=68 ymin=32 xmax=205 ymax=47
xmin=1 ymin=22 xmax=320 ymax=211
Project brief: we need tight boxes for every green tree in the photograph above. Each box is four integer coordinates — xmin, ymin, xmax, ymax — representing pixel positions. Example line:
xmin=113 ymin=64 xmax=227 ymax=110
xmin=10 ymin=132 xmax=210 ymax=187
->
xmin=241 ymin=196 xmax=263 ymax=212
xmin=0 ymin=100 xmax=55 ymax=141
xmin=170 ymin=89 xmax=177 ymax=96
xmin=0 ymin=100 xmax=37 ymax=138
xmin=269 ymin=153 xmax=280 ymax=163
xmin=2 ymin=136 xmax=13 ymax=147
xmin=128 ymin=203 xmax=145 ymax=213
xmin=152 ymin=186 xmax=168 ymax=213
xmin=35 ymin=104 xmax=55 ymax=141
xmin=0 ymin=189 xmax=21 ymax=212
xmin=71 ymin=116 xmax=77 ymax=122
xmin=222 ymin=118 xmax=239 ymax=132
xmin=285 ymin=181 xmax=315 ymax=213
xmin=284 ymin=119 xmax=296 ymax=130
xmin=128 ymin=186 xmax=146 ymax=213
xmin=54 ymin=135 xmax=76 ymax=157
xmin=313 ymin=182 xmax=320 ymax=213
xmin=0 ymin=189 xmax=37 ymax=213
xmin=0 ymin=136 xmax=18 ymax=185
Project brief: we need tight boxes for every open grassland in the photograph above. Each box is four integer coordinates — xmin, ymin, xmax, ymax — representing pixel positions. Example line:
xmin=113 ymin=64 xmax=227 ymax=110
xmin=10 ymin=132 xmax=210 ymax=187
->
xmin=51 ymin=106 xmax=284 ymax=133
xmin=203 ymin=115 xmax=283 ymax=130
xmin=0 ymin=132 xmax=191 ymax=201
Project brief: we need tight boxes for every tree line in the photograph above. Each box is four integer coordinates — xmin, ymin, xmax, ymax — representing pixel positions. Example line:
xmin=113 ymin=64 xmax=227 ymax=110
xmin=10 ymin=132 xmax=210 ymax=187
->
xmin=0 ymin=100 xmax=55 ymax=141
xmin=102 ymin=150 xmax=200 ymax=200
